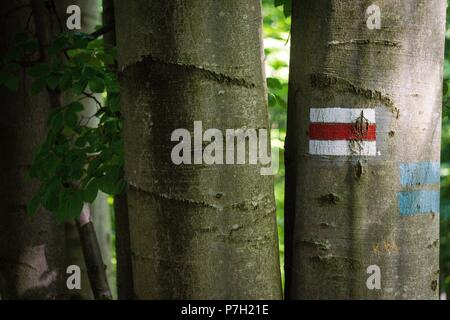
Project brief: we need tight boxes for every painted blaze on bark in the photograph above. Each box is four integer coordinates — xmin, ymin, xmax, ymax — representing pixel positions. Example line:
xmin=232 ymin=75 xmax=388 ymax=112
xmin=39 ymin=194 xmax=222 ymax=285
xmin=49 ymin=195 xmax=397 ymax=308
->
xmin=287 ymin=1 xmax=445 ymax=299
xmin=115 ymin=1 xmax=281 ymax=299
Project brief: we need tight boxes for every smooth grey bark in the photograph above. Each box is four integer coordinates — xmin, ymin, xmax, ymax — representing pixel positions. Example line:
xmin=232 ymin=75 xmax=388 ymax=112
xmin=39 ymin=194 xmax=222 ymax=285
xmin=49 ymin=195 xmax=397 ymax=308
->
xmin=115 ymin=0 xmax=281 ymax=299
xmin=64 ymin=220 xmax=91 ymax=299
xmin=287 ymin=0 xmax=445 ymax=299
xmin=0 ymin=0 xmax=66 ymax=299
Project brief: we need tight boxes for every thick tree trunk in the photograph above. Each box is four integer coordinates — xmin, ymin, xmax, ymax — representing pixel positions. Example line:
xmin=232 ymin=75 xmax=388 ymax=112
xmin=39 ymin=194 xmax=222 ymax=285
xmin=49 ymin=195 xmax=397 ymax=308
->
xmin=0 ymin=1 xmax=66 ymax=299
xmin=287 ymin=0 xmax=445 ymax=299
xmin=115 ymin=0 xmax=282 ymax=299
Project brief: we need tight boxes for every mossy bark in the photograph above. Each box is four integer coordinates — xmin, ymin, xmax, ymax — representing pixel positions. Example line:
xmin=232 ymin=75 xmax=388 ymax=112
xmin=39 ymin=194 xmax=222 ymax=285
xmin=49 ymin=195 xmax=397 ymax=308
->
xmin=287 ymin=0 xmax=445 ymax=299
xmin=115 ymin=0 xmax=281 ymax=299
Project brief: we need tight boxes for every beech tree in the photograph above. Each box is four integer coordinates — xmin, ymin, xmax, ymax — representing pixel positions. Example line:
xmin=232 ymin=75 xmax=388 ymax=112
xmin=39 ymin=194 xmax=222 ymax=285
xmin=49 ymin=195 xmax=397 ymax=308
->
xmin=286 ymin=0 xmax=445 ymax=299
xmin=0 ymin=0 xmax=66 ymax=299
xmin=0 ymin=0 xmax=117 ymax=299
xmin=115 ymin=0 xmax=282 ymax=299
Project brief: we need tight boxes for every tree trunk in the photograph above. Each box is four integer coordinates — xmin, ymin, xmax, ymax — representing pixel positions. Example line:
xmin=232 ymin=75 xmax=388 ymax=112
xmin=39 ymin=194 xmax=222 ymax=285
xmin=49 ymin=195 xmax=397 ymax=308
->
xmin=115 ymin=0 xmax=282 ymax=299
xmin=287 ymin=0 xmax=445 ymax=299
xmin=64 ymin=220 xmax=91 ymax=299
xmin=76 ymin=204 xmax=112 ymax=300
xmin=103 ymin=0 xmax=134 ymax=300
xmin=113 ymin=192 xmax=133 ymax=299
xmin=0 ymin=0 xmax=66 ymax=299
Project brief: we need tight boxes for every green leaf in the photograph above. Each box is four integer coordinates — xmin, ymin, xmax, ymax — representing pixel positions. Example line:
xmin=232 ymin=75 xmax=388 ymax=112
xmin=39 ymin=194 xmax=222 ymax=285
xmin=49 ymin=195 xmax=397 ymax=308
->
xmin=268 ymin=93 xmax=277 ymax=108
xmin=49 ymin=34 xmax=69 ymax=55
xmin=83 ymin=65 xmax=98 ymax=78
xmin=99 ymin=178 xmax=125 ymax=196
xmin=73 ymin=80 xmax=88 ymax=95
xmin=64 ymin=110 xmax=79 ymax=129
xmin=28 ymin=193 xmax=42 ymax=215
xmin=98 ymin=166 xmax=124 ymax=195
xmin=2 ymin=74 xmax=20 ymax=91
xmin=83 ymin=179 xmax=99 ymax=203
xmin=267 ymin=77 xmax=282 ymax=90
xmin=75 ymin=135 xmax=87 ymax=148
xmin=73 ymin=33 xmax=92 ymax=49
xmin=29 ymin=63 xmax=51 ymax=78
xmin=108 ymin=94 xmax=120 ymax=113
xmin=283 ymin=0 xmax=292 ymax=17
xmin=49 ymin=112 xmax=64 ymax=134
xmin=89 ymin=77 xmax=105 ymax=93
xmin=31 ymin=77 xmax=48 ymax=95
xmin=57 ymin=188 xmax=84 ymax=219
xmin=42 ymin=180 xmax=61 ymax=211
xmin=46 ymin=73 xmax=61 ymax=90
xmin=72 ymin=52 xmax=91 ymax=65
xmin=67 ymin=101 xmax=84 ymax=113
xmin=103 ymin=52 xmax=116 ymax=66
xmin=59 ymin=72 xmax=72 ymax=91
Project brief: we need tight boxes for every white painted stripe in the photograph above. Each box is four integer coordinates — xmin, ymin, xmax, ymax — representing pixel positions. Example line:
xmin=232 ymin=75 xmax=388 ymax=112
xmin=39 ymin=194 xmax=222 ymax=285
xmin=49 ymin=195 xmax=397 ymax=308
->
xmin=310 ymin=108 xmax=376 ymax=124
xmin=309 ymin=140 xmax=377 ymax=156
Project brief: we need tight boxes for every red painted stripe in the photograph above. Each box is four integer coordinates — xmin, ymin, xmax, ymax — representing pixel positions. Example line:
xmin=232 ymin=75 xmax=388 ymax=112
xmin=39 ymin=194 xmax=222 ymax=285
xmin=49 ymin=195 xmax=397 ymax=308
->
xmin=309 ymin=123 xmax=376 ymax=141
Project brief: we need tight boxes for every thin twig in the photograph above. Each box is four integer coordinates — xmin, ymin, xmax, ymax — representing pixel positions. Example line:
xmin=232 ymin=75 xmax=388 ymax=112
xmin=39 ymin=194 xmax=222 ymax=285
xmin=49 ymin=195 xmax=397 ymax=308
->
xmin=89 ymin=25 xmax=114 ymax=40
xmin=83 ymin=91 xmax=103 ymax=110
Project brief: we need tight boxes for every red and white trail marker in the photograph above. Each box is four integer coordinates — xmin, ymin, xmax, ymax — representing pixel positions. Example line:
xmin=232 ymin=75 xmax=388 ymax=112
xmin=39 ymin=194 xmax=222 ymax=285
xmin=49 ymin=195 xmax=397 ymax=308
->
xmin=309 ymin=108 xmax=377 ymax=156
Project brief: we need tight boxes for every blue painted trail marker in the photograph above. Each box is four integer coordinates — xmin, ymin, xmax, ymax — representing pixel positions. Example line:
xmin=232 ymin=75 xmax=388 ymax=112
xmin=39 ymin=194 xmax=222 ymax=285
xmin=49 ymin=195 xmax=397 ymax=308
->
xmin=398 ymin=190 xmax=439 ymax=216
xmin=399 ymin=162 xmax=440 ymax=187
xmin=397 ymin=162 xmax=440 ymax=216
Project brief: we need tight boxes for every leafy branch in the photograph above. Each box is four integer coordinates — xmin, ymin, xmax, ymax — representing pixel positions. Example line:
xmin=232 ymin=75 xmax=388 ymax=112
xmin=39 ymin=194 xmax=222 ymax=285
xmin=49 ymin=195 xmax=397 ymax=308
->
xmin=0 ymin=30 xmax=124 ymax=220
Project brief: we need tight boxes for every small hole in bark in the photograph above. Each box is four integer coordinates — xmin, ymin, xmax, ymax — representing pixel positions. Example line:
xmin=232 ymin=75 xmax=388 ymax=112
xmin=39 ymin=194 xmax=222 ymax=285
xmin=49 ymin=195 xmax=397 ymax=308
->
xmin=431 ymin=280 xmax=438 ymax=291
